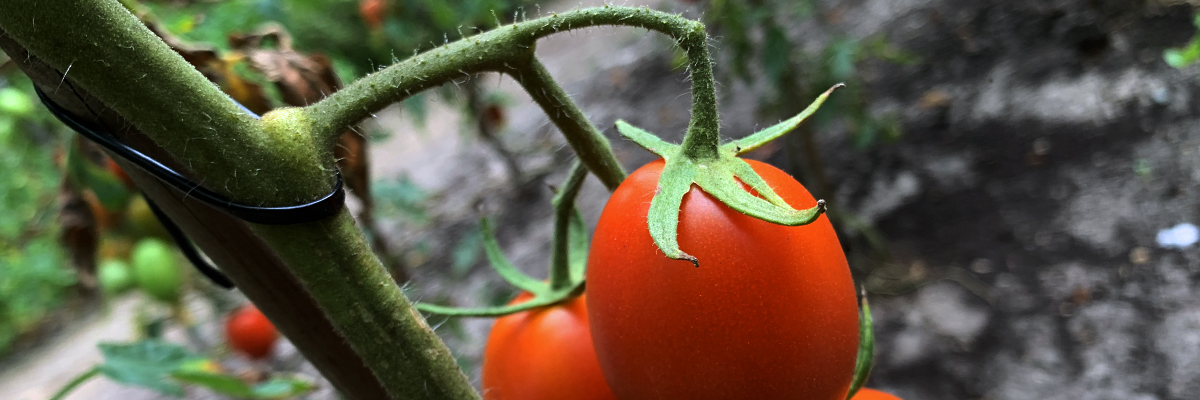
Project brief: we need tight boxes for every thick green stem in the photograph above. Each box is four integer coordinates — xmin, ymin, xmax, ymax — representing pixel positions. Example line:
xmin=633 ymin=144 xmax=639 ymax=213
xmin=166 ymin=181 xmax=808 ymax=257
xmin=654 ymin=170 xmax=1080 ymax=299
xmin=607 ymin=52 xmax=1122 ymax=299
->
xmin=49 ymin=366 xmax=100 ymax=400
xmin=253 ymin=211 xmax=478 ymax=400
xmin=549 ymin=162 xmax=588 ymax=291
xmin=0 ymin=0 xmax=330 ymax=203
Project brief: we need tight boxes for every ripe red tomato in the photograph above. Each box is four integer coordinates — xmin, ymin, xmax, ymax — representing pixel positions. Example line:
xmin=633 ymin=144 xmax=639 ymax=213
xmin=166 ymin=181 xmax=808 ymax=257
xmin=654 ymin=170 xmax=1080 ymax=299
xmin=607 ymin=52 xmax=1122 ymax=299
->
xmin=225 ymin=305 xmax=279 ymax=360
xmin=586 ymin=159 xmax=859 ymax=400
xmin=482 ymin=293 xmax=616 ymax=400
xmin=852 ymin=388 xmax=903 ymax=400
xmin=359 ymin=0 xmax=387 ymax=29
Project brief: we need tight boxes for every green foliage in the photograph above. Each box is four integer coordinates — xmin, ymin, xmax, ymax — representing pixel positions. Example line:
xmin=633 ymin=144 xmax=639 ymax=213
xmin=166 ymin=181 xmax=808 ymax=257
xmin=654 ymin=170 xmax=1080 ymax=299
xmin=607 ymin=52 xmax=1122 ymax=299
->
xmin=0 ymin=74 xmax=74 ymax=354
xmin=1165 ymin=13 xmax=1200 ymax=69
xmin=143 ymin=0 xmax=537 ymax=80
xmin=62 ymin=340 xmax=316 ymax=399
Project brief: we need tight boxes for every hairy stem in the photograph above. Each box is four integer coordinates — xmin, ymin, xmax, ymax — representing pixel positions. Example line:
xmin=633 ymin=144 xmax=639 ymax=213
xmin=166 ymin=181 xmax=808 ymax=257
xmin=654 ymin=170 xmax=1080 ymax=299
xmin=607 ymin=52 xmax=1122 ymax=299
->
xmin=507 ymin=58 xmax=624 ymax=190
xmin=308 ymin=6 xmax=720 ymax=188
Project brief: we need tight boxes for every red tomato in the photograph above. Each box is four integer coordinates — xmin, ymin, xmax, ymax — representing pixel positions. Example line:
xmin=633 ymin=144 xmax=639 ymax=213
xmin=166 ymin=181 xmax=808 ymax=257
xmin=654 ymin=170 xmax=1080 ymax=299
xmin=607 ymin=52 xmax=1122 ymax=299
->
xmin=225 ymin=305 xmax=279 ymax=360
xmin=586 ymin=159 xmax=859 ymax=400
xmin=482 ymin=293 xmax=616 ymax=400
xmin=359 ymin=0 xmax=387 ymax=29
xmin=851 ymin=388 xmax=904 ymax=400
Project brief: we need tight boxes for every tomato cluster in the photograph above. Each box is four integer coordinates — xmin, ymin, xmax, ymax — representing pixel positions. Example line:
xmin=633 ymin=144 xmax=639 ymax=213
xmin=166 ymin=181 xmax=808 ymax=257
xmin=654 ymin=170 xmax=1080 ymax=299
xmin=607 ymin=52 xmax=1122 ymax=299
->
xmin=482 ymin=159 xmax=860 ymax=399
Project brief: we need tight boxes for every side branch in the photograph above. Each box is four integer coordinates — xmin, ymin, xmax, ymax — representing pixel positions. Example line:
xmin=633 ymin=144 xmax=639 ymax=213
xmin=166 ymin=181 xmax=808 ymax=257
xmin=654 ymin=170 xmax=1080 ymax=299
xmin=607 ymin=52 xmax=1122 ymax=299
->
xmin=506 ymin=58 xmax=624 ymax=190
xmin=307 ymin=6 xmax=720 ymax=189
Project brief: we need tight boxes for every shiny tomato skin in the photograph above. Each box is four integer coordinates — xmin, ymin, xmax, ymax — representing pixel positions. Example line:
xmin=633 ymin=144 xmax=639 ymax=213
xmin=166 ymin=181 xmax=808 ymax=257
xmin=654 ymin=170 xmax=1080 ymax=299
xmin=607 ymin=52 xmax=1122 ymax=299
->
xmin=586 ymin=159 xmax=859 ymax=400
xmin=482 ymin=293 xmax=617 ymax=400
xmin=225 ymin=305 xmax=279 ymax=360
xmin=851 ymin=388 xmax=904 ymax=400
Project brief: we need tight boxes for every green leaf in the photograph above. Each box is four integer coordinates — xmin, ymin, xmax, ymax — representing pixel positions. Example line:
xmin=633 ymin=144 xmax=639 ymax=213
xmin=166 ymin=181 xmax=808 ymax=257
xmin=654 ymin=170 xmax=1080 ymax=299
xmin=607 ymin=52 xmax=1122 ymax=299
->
xmin=171 ymin=369 xmax=255 ymax=398
xmin=172 ymin=368 xmax=316 ymax=399
xmin=96 ymin=340 xmax=197 ymax=397
xmin=249 ymin=376 xmax=318 ymax=399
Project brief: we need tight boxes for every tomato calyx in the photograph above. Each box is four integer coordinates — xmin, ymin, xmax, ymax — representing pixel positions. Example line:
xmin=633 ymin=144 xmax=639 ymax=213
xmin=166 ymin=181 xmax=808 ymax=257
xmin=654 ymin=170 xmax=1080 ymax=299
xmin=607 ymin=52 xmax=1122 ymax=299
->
xmin=615 ymin=83 xmax=843 ymax=266
xmin=415 ymin=163 xmax=590 ymax=318
xmin=847 ymin=289 xmax=877 ymax=400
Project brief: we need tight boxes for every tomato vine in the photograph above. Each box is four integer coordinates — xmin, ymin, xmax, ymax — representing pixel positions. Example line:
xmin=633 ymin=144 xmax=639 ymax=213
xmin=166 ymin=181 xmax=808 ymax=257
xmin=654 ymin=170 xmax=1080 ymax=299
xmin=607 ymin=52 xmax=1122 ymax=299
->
xmin=0 ymin=2 xmax=880 ymax=399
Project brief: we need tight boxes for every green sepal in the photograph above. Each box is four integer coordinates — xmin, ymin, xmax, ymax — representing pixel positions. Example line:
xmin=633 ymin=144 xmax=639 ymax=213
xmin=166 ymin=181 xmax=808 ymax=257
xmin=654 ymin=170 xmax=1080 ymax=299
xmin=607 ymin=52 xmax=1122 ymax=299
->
xmin=416 ymin=162 xmax=592 ymax=318
xmin=724 ymin=84 xmax=843 ymax=155
xmin=616 ymin=120 xmax=674 ymax=158
xmin=567 ymin=209 xmax=588 ymax=283
xmin=479 ymin=217 xmax=549 ymax=295
xmin=618 ymin=116 xmax=830 ymax=265
xmin=414 ymin=283 xmax=583 ymax=318
xmin=695 ymin=159 xmax=826 ymax=226
xmin=646 ymin=157 xmax=699 ymax=266
xmin=846 ymin=292 xmax=875 ymax=400
xmin=550 ymin=162 xmax=589 ymax=291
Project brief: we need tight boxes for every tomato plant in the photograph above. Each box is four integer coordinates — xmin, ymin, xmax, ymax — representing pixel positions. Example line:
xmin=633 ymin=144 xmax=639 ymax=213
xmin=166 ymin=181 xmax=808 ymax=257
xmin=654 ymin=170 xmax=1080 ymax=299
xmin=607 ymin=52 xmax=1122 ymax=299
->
xmin=131 ymin=238 xmax=183 ymax=304
xmin=481 ymin=293 xmax=615 ymax=400
xmin=586 ymin=159 xmax=859 ymax=400
xmin=851 ymin=388 xmax=903 ymax=400
xmin=225 ymin=304 xmax=279 ymax=360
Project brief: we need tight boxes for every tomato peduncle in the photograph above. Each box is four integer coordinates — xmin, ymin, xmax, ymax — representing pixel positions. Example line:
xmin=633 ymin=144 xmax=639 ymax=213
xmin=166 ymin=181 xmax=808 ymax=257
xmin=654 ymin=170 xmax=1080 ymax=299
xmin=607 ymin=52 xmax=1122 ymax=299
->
xmin=415 ymin=163 xmax=590 ymax=318
xmin=616 ymin=84 xmax=843 ymax=266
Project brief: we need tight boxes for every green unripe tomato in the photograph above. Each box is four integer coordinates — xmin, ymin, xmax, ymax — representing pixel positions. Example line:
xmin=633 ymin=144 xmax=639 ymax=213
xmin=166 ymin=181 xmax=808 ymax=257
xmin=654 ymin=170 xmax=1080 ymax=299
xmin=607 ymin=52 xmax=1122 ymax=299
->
xmin=0 ymin=88 xmax=34 ymax=117
xmin=97 ymin=258 xmax=134 ymax=295
xmin=131 ymin=238 xmax=184 ymax=304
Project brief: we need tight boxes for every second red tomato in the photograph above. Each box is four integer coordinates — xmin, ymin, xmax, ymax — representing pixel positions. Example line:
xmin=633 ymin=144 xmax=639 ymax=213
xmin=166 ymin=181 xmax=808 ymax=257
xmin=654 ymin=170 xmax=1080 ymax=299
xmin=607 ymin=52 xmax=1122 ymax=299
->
xmin=225 ymin=304 xmax=279 ymax=360
xmin=482 ymin=293 xmax=616 ymax=400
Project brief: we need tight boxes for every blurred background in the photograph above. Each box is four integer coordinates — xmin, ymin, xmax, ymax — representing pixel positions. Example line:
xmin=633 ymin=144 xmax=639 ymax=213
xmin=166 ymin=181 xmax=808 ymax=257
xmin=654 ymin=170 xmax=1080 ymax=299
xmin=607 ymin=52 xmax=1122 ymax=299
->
xmin=3 ymin=0 xmax=1200 ymax=399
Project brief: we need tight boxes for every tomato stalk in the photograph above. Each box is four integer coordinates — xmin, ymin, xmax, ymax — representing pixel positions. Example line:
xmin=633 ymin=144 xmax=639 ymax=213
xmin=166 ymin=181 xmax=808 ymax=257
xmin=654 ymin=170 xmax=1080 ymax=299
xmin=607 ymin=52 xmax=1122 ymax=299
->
xmin=416 ymin=162 xmax=589 ymax=317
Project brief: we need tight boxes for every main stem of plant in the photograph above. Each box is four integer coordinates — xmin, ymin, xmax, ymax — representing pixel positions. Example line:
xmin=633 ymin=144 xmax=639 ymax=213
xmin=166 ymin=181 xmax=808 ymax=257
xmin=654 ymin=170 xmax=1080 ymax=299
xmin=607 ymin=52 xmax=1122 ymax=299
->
xmin=0 ymin=2 xmax=723 ymax=399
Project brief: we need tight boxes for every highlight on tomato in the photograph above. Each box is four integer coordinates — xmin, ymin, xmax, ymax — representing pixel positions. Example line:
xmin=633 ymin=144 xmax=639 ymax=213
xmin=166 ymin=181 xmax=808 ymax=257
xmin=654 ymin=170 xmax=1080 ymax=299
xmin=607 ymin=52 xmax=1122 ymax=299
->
xmin=225 ymin=304 xmax=279 ymax=360
xmin=585 ymin=159 xmax=860 ymax=400
xmin=481 ymin=293 xmax=616 ymax=400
